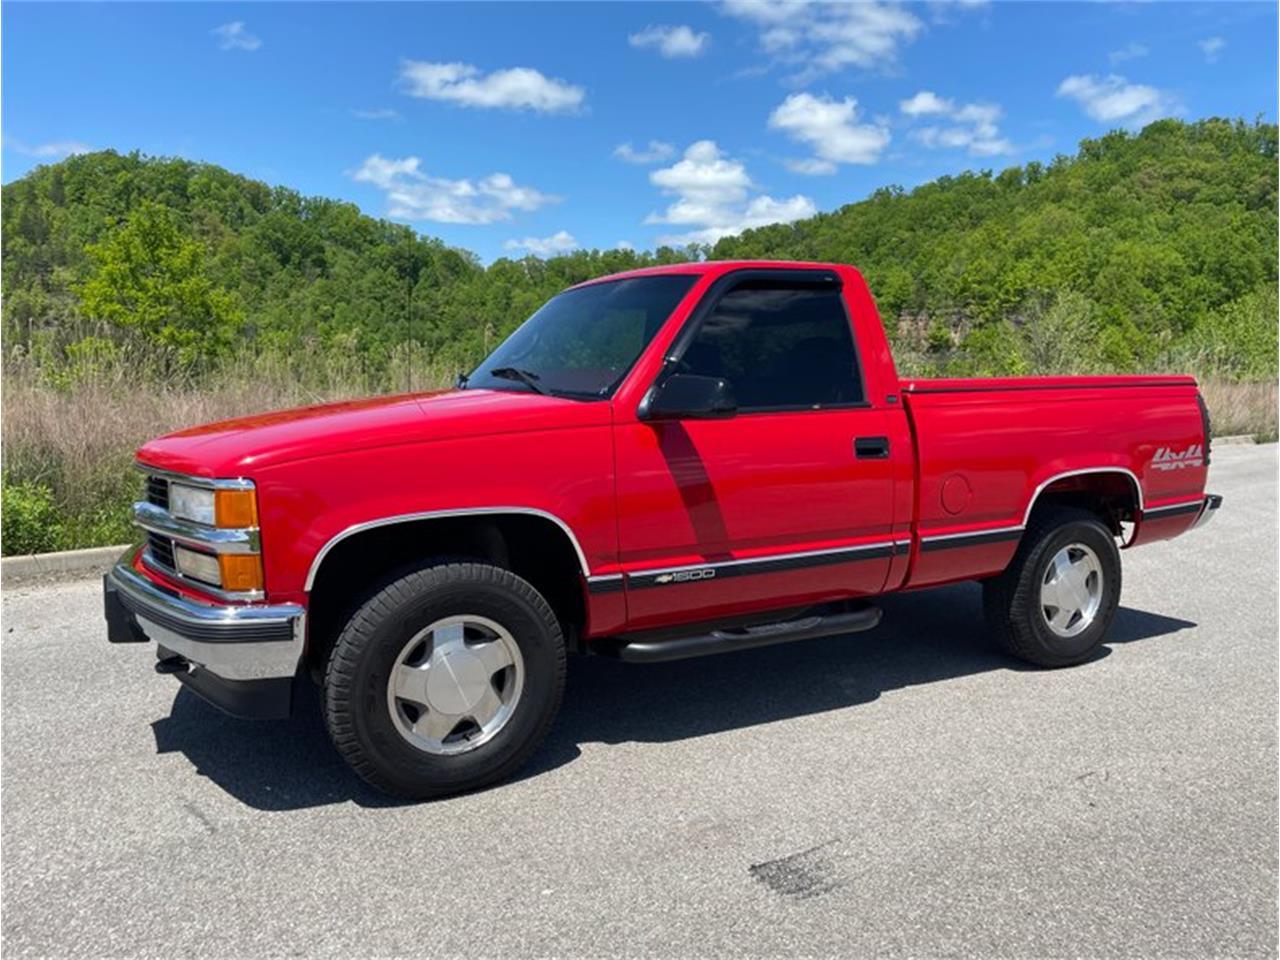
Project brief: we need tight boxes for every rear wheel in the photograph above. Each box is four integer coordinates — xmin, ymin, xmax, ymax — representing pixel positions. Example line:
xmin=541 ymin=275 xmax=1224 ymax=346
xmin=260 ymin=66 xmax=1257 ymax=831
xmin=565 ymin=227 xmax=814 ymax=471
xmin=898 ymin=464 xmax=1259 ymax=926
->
xmin=983 ymin=507 xmax=1121 ymax=667
xmin=324 ymin=561 xmax=565 ymax=799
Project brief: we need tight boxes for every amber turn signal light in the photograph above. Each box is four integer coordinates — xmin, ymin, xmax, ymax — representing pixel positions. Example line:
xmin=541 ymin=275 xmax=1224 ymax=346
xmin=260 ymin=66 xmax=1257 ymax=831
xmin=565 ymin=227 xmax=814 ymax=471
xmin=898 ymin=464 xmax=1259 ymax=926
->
xmin=218 ymin=554 xmax=264 ymax=592
xmin=214 ymin=488 xmax=258 ymax=528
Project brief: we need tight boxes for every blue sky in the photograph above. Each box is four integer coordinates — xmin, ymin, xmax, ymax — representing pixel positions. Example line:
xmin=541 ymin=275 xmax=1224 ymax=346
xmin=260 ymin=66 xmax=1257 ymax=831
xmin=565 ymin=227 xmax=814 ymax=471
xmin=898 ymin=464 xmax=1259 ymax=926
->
xmin=3 ymin=2 xmax=1275 ymax=261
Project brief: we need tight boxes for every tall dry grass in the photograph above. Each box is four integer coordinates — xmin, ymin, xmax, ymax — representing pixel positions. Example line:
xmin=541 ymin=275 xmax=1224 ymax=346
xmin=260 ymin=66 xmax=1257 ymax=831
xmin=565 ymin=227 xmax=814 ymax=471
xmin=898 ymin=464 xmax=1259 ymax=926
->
xmin=1200 ymin=380 xmax=1278 ymax=441
xmin=0 ymin=348 xmax=1275 ymax=554
xmin=1 ymin=348 xmax=455 ymax=553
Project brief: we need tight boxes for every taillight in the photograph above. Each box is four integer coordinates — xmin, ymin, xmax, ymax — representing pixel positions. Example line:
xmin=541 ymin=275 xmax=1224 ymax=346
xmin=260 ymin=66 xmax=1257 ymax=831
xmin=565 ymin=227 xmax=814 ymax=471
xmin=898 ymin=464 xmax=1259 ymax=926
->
xmin=1196 ymin=391 xmax=1212 ymax=467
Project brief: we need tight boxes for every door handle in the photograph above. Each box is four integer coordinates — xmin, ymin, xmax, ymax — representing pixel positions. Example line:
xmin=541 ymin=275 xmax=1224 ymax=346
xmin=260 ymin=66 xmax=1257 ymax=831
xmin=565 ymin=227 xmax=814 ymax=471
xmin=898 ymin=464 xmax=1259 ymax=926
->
xmin=854 ymin=436 xmax=890 ymax=459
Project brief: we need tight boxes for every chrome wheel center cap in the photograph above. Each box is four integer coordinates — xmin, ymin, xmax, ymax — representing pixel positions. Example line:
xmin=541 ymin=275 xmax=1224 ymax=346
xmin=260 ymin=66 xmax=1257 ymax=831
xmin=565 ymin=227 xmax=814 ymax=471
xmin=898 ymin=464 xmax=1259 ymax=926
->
xmin=425 ymin=649 xmax=488 ymax=715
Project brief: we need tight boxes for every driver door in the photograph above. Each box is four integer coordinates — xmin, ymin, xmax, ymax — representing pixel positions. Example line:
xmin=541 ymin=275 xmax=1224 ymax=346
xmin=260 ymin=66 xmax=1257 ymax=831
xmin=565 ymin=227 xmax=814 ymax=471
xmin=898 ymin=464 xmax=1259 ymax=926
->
xmin=612 ymin=274 xmax=900 ymax=631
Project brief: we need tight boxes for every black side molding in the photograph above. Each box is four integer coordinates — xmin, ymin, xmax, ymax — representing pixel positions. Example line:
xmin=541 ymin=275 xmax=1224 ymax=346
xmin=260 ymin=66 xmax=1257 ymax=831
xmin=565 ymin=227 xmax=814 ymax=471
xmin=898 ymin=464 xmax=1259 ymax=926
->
xmin=919 ymin=527 xmax=1023 ymax=552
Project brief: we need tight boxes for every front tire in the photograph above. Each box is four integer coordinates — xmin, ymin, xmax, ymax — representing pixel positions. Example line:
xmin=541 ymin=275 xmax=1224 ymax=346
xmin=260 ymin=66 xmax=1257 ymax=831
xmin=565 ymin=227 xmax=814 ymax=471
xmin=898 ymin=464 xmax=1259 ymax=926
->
xmin=323 ymin=561 xmax=566 ymax=799
xmin=983 ymin=507 xmax=1121 ymax=668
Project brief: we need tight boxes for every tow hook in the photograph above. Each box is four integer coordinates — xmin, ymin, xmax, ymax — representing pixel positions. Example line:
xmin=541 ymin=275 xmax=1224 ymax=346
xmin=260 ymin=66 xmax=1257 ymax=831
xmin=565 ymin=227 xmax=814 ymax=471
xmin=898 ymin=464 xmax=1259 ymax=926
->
xmin=154 ymin=653 xmax=190 ymax=675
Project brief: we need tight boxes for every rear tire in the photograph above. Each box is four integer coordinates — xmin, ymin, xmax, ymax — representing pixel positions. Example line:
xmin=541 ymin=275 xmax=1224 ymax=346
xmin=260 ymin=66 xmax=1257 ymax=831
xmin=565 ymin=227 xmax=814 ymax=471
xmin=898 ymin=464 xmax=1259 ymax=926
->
xmin=983 ymin=507 xmax=1121 ymax=668
xmin=323 ymin=560 xmax=566 ymax=799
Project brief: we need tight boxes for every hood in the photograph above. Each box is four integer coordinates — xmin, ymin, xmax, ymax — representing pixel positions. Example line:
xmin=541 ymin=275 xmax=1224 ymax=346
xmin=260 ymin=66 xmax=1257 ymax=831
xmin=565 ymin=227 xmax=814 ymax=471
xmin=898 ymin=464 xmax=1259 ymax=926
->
xmin=136 ymin=388 xmax=611 ymax=478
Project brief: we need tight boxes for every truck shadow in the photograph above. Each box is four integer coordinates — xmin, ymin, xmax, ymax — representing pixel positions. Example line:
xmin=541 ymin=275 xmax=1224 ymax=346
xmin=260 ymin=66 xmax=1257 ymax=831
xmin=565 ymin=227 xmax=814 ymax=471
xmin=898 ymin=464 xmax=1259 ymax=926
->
xmin=151 ymin=583 xmax=1195 ymax=812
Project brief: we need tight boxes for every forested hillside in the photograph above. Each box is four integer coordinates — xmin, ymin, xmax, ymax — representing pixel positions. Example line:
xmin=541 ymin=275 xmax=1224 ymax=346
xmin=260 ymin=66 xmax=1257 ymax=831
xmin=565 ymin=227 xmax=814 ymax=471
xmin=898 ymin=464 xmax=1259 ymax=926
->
xmin=3 ymin=117 xmax=1276 ymax=381
xmin=716 ymin=117 xmax=1277 ymax=378
xmin=1 ymin=152 xmax=692 ymax=376
xmin=1 ymin=117 xmax=1276 ymax=553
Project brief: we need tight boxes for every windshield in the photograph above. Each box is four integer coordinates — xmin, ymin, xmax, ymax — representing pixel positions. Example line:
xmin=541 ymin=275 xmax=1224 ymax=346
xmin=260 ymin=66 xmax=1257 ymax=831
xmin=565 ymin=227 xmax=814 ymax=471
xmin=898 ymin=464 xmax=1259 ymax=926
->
xmin=464 ymin=275 xmax=698 ymax=399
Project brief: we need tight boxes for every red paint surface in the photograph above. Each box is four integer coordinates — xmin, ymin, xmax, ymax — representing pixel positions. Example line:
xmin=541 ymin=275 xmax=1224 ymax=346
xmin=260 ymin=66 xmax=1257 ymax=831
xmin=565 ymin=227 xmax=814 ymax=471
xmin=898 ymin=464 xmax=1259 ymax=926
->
xmin=134 ymin=260 xmax=1212 ymax=640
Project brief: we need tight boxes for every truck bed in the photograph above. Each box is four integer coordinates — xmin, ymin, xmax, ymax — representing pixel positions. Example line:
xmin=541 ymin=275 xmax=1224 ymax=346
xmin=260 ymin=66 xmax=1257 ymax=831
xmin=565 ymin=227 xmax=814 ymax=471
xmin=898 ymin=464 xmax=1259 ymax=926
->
xmin=897 ymin=373 xmax=1208 ymax=591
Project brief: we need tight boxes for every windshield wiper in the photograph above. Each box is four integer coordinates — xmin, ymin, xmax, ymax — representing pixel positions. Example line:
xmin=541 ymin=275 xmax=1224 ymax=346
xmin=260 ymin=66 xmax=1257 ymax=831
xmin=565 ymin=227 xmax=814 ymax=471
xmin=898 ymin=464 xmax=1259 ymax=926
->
xmin=487 ymin=366 xmax=547 ymax=395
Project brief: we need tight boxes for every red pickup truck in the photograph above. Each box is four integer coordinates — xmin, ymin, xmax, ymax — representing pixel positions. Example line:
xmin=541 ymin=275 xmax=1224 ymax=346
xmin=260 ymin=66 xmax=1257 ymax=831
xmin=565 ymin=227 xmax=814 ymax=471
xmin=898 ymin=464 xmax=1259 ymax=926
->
xmin=105 ymin=260 xmax=1220 ymax=798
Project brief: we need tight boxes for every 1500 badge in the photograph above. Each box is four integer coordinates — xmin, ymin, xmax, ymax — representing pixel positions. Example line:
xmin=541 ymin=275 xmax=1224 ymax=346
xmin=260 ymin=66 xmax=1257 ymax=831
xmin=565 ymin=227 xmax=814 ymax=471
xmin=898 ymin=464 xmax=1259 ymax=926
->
xmin=654 ymin=568 xmax=717 ymax=584
xmin=1151 ymin=444 xmax=1205 ymax=470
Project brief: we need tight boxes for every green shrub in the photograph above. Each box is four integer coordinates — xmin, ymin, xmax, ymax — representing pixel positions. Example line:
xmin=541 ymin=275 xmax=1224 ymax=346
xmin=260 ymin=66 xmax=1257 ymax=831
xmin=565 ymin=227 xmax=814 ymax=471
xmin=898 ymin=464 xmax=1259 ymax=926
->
xmin=1 ymin=479 xmax=63 ymax=555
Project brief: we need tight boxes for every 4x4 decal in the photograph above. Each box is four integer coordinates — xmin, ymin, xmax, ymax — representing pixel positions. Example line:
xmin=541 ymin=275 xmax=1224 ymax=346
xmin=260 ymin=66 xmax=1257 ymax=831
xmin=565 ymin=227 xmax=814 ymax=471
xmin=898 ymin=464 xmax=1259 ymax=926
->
xmin=1151 ymin=444 xmax=1204 ymax=471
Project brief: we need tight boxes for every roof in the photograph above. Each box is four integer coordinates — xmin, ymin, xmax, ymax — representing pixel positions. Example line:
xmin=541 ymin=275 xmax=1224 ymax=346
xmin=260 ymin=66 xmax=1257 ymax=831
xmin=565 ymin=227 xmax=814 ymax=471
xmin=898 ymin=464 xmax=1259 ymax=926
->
xmin=570 ymin=260 xmax=854 ymax=289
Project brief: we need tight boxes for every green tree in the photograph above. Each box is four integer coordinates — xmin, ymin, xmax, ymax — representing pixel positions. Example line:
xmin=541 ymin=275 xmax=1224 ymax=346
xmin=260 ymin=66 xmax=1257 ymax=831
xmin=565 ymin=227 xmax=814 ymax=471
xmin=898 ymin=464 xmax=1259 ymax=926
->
xmin=78 ymin=200 xmax=242 ymax=368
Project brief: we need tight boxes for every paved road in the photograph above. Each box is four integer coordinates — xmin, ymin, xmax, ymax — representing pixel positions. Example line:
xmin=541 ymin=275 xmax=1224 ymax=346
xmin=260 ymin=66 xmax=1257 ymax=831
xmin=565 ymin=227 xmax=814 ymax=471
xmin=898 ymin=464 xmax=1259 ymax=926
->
xmin=3 ymin=445 xmax=1276 ymax=958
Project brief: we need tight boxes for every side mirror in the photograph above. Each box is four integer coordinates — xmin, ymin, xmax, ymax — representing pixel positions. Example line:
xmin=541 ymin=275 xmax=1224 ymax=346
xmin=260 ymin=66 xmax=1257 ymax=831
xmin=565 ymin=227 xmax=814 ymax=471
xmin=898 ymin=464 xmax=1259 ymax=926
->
xmin=641 ymin=373 xmax=737 ymax=421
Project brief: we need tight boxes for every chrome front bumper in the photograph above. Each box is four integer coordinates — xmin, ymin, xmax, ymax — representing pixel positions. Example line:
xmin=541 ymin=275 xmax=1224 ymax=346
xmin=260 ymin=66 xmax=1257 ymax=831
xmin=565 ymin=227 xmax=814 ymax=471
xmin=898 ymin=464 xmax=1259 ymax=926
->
xmin=104 ymin=550 xmax=304 ymax=717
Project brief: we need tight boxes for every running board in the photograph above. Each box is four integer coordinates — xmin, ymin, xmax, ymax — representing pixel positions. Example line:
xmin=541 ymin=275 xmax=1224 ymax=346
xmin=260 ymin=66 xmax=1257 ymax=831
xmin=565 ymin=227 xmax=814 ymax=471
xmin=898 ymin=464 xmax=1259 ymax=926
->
xmin=600 ymin=602 xmax=882 ymax=663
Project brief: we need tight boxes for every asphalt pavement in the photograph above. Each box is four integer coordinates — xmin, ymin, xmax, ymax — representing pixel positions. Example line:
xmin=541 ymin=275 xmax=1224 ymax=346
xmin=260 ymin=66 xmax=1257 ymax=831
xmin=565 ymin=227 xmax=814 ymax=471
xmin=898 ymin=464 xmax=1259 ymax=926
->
xmin=2 ymin=444 xmax=1276 ymax=958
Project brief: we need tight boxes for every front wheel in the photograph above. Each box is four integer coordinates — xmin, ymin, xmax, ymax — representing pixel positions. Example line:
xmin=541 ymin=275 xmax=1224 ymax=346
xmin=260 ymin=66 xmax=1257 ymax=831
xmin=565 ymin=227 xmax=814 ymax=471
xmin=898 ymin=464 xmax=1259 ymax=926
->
xmin=323 ymin=561 xmax=566 ymax=799
xmin=983 ymin=507 xmax=1121 ymax=668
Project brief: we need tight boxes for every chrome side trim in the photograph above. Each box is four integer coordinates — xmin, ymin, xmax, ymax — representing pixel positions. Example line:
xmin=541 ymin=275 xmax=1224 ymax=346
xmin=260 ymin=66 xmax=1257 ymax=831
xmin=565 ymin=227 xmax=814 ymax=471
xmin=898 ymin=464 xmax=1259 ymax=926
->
xmin=1021 ymin=467 xmax=1144 ymax=527
xmin=133 ymin=502 xmax=260 ymax=554
xmin=133 ymin=462 xmax=254 ymax=490
xmin=304 ymin=506 xmax=592 ymax=591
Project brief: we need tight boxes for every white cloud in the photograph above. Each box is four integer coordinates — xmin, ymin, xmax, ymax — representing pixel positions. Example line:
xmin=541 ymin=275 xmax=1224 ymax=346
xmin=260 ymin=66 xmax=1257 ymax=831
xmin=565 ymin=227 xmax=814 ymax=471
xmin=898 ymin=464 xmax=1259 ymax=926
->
xmin=6 ymin=138 xmax=92 ymax=159
xmin=351 ymin=154 xmax=559 ymax=225
xmin=399 ymin=61 xmax=584 ymax=113
xmin=786 ymin=158 xmax=838 ymax=175
xmin=644 ymin=139 xmax=816 ymax=245
xmin=927 ymin=0 xmax=990 ymax=22
xmin=899 ymin=90 xmax=954 ymax=117
xmin=629 ymin=25 xmax=710 ymax=58
xmin=1199 ymin=36 xmax=1226 ymax=63
xmin=613 ymin=140 xmax=676 ymax=164
xmin=900 ymin=92 xmax=1012 ymax=156
xmin=213 ymin=22 xmax=261 ymax=52
xmin=722 ymin=0 xmax=925 ymax=77
xmin=1109 ymin=42 xmax=1149 ymax=64
xmin=768 ymin=92 xmax=890 ymax=172
xmin=504 ymin=230 xmax=578 ymax=256
xmin=353 ymin=108 xmax=400 ymax=121
xmin=1056 ymin=73 xmax=1179 ymax=127
xmin=616 ymin=240 xmax=635 ymax=251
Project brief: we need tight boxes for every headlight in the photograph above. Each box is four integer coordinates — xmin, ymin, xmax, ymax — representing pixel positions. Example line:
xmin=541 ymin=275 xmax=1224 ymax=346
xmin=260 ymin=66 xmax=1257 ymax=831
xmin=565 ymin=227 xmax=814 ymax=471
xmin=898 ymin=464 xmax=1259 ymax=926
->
xmin=169 ymin=484 xmax=215 ymax=525
xmin=169 ymin=483 xmax=258 ymax=528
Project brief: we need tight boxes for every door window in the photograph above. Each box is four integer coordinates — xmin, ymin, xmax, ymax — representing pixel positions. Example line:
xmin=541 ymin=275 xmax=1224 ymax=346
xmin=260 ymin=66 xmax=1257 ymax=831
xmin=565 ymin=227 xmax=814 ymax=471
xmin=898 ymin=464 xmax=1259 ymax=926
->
xmin=676 ymin=282 xmax=863 ymax=411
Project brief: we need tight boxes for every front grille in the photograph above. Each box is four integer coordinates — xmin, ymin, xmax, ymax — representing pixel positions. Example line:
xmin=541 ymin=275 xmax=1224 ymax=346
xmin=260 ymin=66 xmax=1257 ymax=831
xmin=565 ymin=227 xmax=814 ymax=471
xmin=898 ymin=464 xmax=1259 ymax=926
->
xmin=147 ymin=532 xmax=176 ymax=571
xmin=145 ymin=476 xmax=169 ymax=510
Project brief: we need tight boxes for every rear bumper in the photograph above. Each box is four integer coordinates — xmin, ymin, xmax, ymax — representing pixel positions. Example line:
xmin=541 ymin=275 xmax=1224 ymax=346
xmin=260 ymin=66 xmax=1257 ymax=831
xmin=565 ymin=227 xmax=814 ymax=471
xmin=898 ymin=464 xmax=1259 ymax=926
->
xmin=104 ymin=550 xmax=304 ymax=718
xmin=1192 ymin=493 xmax=1223 ymax=530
